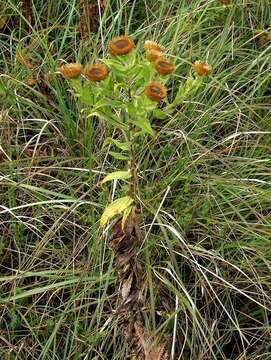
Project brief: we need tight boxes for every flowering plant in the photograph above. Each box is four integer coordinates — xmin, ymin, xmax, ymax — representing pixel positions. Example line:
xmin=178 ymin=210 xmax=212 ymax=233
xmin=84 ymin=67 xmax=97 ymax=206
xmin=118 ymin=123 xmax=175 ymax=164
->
xmin=59 ymin=35 xmax=212 ymax=230
xmin=59 ymin=35 xmax=211 ymax=355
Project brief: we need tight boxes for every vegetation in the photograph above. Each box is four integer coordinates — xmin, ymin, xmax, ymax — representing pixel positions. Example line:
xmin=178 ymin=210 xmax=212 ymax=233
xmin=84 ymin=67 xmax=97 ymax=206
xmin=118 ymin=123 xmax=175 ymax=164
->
xmin=0 ymin=0 xmax=270 ymax=359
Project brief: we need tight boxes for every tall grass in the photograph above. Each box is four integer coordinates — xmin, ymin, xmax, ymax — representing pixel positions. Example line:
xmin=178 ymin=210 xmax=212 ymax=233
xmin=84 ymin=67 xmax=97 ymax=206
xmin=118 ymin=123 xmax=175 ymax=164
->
xmin=0 ymin=0 xmax=270 ymax=359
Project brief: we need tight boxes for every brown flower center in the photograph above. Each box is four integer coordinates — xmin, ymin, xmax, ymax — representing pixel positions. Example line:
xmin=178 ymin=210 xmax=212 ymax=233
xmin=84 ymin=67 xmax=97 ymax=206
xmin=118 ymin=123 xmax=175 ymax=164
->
xmin=159 ymin=61 xmax=170 ymax=68
xmin=90 ymin=68 xmax=101 ymax=75
xmin=151 ymin=86 xmax=162 ymax=94
xmin=115 ymin=40 xmax=129 ymax=49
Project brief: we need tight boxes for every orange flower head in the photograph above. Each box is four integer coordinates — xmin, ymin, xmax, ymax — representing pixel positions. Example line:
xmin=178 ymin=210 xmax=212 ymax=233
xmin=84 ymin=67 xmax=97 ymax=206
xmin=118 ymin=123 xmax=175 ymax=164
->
xmin=146 ymin=49 xmax=163 ymax=63
xmin=144 ymin=40 xmax=165 ymax=52
xmin=86 ymin=63 xmax=108 ymax=81
xmin=155 ymin=58 xmax=175 ymax=75
xmin=145 ymin=81 xmax=167 ymax=102
xmin=59 ymin=63 xmax=82 ymax=79
xmin=108 ymin=35 xmax=134 ymax=56
xmin=193 ymin=60 xmax=212 ymax=76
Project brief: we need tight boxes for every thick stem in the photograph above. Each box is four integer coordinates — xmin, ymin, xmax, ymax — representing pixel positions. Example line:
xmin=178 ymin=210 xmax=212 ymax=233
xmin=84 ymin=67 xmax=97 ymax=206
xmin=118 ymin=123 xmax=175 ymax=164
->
xmin=130 ymin=139 xmax=137 ymax=203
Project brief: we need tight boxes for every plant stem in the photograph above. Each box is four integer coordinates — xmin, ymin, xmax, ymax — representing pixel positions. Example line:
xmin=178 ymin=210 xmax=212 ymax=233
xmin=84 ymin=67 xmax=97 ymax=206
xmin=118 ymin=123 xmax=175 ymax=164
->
xmin=129 ymin=127 xmax=137 ymax=203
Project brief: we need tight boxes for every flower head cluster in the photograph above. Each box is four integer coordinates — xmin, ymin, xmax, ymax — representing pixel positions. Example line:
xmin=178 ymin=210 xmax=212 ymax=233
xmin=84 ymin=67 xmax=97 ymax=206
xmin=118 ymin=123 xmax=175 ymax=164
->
xmin=144 ymin=40 xmax=175 ymax=77
xmin=143 ymin=39 xmax=175 ymax=101
xmin=58 ymin=36 xmax=211 ymax=107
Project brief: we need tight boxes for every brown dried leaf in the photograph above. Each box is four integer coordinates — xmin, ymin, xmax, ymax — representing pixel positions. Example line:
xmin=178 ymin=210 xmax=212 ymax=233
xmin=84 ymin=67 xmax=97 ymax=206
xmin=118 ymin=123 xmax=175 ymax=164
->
xmin=121 ymin=273 xmax=134 ymax=300
xmin=146 ymin=345 xmax=168 ymax=360
xmin=134 ymin=321 xmax=168 ymax=360
xmin=123 ymin=208 xmax=136 ymax=236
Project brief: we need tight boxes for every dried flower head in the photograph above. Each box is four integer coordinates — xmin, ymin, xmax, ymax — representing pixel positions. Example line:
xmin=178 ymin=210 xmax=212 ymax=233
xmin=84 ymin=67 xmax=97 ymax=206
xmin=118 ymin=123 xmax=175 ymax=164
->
xmin=144 ymin=40 xmax=165 ymax=52
xmin=155 ymin=58 xmax=175 ymax=75
xmin=86 ymin=63 xmax=108 ymax=81
xmin=25 ymin=77 xmax=38 ymax=86
xmin=108 ymin=35 xmax=134 ymax=56
xmin=193 ymin=60 xmax=212 ymax=76
xmin=145 ymin=81 xmax=167 ymax=102
xmin=59 ymin=63 xmax=82 ymax=79
xmin=146 ymin=49 xmax=164 ymax=63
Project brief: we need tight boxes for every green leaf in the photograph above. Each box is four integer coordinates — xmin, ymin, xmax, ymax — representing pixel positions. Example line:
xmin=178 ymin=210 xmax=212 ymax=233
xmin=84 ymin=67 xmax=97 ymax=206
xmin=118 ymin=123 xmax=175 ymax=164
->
xmin=153 ymin=109 xmax=167 ymax=120
xmin=112 ymin=140 xmax=131 ymax=151
xmin=103 ymin=138 xmax=131 ymax=151
xmin=103 ymin=59 xmax=126 ymax=72
xmin=131 ymin=117 xmax=154 ymax=135
xmin=100 ymin=196 xmax=134 ymax=227
xmin=126 ymin=102 xmax=138 ymax=116
xmin=79 ymin=87 xmax=94 ymax=105
xmin=101 ymin=171 xmax=131 ymax=184
xmin=86 ymin=111 xmax=127 ymax=130
xmin=167 ymin=75 xmax=203 ymax=112
xmin=94 ymin=99 xmax=123 ymax=110
xmin=137 ymin=94 xmax=157 ymax=111
xmin=70 ymin=78 xmax=83 ymax=93
xmin=109 ymin=151 xmax=130 ymax=160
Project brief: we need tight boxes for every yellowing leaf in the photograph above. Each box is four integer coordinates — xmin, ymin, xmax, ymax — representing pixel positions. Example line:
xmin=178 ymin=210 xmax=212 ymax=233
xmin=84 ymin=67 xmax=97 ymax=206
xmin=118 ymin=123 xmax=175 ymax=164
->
xmin=121 ymin=205 xmax=133 ymax=230
xmin=100 ymin=196 xmax=133 ymax=227
xmin=101 ymin=170 xmax=131 ymax=184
